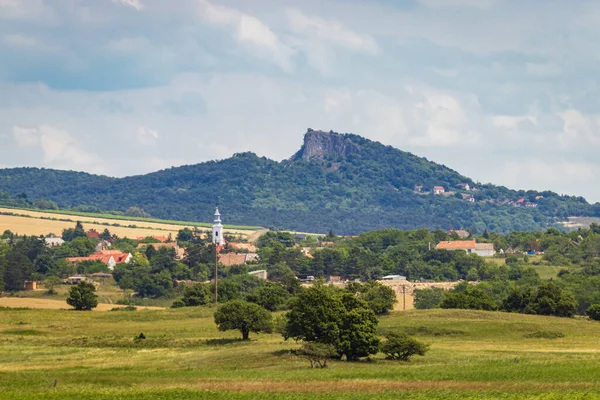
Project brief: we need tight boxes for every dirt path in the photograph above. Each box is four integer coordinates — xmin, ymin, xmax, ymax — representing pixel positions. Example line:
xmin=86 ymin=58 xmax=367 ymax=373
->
xmin=0 ymin=297 xmax=163 ymax=311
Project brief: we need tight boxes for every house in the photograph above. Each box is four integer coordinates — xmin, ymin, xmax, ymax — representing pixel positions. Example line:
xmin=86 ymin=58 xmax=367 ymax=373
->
xmin=448 ymin=229 xmax=470 ymax=239
xmin=433 ymin=186 xmax=445 ymax=195
xmin=218 ymin=253 xmax=259 ymax=267
xmin=436 ymin=240 xmax=476 ymax=253
xmin=414 ymin=185 xmax=423 ymax=192
xmin=464 ymin=194 xmax=475 ymax=203
xmin=66 ymin=252 xmax=132 ymax=270
xmin=293 ymin=234 xmax=307 ymax=241
xmin=515 ymin=198 xmax=526 ymax=206
xmin=535 ymin=195 xmax=544 ymax=200
xmin=435 ymin=240 xmax=495 ymax=257
xmin=525 ymin=202 xmax=537 ymax=208
xmin=456 ymin=183 xmax=470 ymax=191
xmin=321 ymin=241 xmax=335 ymax=248
xmin=44 ymin=237 xmax=65 ymax=247
xmin=95 ymin=240 xmax=111 ymax=252
xmin=86 ymin=230 xmax=101 ymax=240
xmin=248 ymin=270 xmax=268 ymax=280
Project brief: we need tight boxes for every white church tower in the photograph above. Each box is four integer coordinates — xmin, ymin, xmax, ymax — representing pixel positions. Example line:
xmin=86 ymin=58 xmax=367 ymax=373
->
xmin=212 ymin=207 xmax=225 ymax=246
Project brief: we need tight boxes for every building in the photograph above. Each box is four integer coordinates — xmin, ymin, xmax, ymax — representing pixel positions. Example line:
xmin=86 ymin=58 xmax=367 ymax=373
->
xmin=465 ymin=194 xmax=475 ymax=203
xmin=435 ymin=240 xmax=495 ymax=257
xmin=212 ymin=207 xmax=225 ymax=246
xmin=44 ymin=237 xmax=65 ymax=247
xmin=248 ymin=270 xmax=268 ymax=280
xmin=23 ymin=281 xmax=40 ymax=290
xmin=228 ymin=242 xmax=257 ymax=253
xmin=414 ymin=185 xmax=423 ymax=192
xmin=381 ymin=275 xmax=407 ymax=281
xmin=95 ymin=240 xmax=111 ymax=252
xmin=218 ymin=252 xmax=258 ymax=266
xmin=433 ymin=186 xmax=445 ymax=195
xmin=456 ymin=183 xmax=470 ymax=191
xmin=66 ymin=252 xmax=132 ymax=270
xmin=86 ymin=230 xmax=101 ymax=239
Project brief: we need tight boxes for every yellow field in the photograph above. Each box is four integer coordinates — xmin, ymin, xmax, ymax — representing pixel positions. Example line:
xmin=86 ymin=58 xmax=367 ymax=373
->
xmin=0 ymin=207 xmax=257 ymax=239
xmin=0 ymin=297 xmax=163 ymax=311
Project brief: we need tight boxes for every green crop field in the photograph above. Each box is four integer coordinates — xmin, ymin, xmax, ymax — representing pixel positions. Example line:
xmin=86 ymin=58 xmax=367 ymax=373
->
xmin=2 ymin=307 xmax=600 ymax=399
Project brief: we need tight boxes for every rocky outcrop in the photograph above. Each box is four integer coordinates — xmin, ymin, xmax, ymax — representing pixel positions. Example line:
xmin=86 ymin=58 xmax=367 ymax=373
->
xmin=292 ymin=129 xmax=360 ymax=161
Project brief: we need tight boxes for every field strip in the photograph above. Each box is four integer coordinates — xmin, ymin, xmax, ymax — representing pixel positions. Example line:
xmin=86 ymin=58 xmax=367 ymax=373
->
xmin=0 ymin=297 xmax=163 ymax=311
xmin=0 ymin=207 xmax=257 ymax=238
xmin=141 ymin=379 xmax=599 ymax=393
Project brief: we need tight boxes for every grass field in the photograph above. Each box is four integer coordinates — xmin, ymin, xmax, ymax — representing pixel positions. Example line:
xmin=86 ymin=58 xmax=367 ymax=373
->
xmin=486 ymin=255 xmax=570 ymax=280
xmin=2 ymin=306 xmax=600 ymax=399
xmin=0 ymin=207 xmax=262 ymax=239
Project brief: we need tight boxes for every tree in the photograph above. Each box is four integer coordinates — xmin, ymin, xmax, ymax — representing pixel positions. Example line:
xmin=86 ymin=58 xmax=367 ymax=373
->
xmin=43 ymin=276 xmax=62 ymax=294
xmin=587 ymin=304 xmax=600 ymax=321
xmin=62 ymin=222 xmax=86 ymax=242
xmin=66 ymin=282 xmax=98 ymax=310
xmin=440 ymin=285 xmax=497 ymax=311
xmin=360 ymin=281 xmax=397 ymax=315
xmin=284 ymin=285 xmax=380 ymax=361
xmin=503 ymin=282 xmax=577 ymax=318
xmin=213 ymin=300 xmax=273 ymax=340
xmin=181 ymin=283 xmax=212 ymax=306
xmin=414 ymin=287 xmax=445 ymax=309
xmin=380 ymin=331 xmax=429 ymax=361
xmin=298 ymin=342 xmax=336 ymax=368
xmin=3 ymin=249 xmax=33 ymax=291
xmin=247 ymin=282 xmax=291 ymax=311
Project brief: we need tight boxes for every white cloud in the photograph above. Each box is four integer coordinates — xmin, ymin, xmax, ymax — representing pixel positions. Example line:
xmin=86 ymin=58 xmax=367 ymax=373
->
xmin=11 ymin=125 xmax=104 ymax=173
xmin=197 ymin=0 xmax=294 ymax=71
xmin=137 ymin=126 xmax=158 ymax=146
xmin=286 ymin=9 xmax=379 ymax=54
xmin=113 ymin=0 xmax=143 ymax=11
xmin=418 ymin=0 xmax=499 ymax=9
xmin=12 ymin=126 xmax=39 ymax=146
xmin=526 ymin=62 xmax=562 ymax=77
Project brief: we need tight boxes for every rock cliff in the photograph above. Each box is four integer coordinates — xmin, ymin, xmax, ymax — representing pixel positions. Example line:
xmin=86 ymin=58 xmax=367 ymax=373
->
xmin=292 ymin=129 xmax=360 ymax=161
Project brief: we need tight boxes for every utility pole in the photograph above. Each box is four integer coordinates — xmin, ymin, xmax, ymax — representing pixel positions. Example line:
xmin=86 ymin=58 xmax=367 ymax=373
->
xmin=402 ymin=285 xmax=406 ymax=311
xmin=214 ymin=244 xmax=218 ymax=304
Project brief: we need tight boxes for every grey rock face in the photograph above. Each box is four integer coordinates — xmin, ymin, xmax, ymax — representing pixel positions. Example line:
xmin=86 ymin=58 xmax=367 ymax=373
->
xmin=295 ymin=130 xmax=360 ymax=161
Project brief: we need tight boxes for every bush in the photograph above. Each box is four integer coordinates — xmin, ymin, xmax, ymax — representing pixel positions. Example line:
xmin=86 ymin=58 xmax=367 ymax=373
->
xmin=171 ymin=299 xmax=185 ymax=308
xmin=298 ymin=342 xmax=336 ymax=368
xmin=361 ymin=282 xmax=397 ymax=315
xmin=587 ymin=304 xmax=600 ymax=321
xmin=66 ymin=282 xmax=98 ymax=311
xmin=440 ymin=286 xmax=497 ymax=311
xmin=380 ymin=331 xmax=429 ymax=361
xmin=524 ymin=331 xmax=565 ymax=339
xmin=181 ymin=284 xmax=212 ymax=306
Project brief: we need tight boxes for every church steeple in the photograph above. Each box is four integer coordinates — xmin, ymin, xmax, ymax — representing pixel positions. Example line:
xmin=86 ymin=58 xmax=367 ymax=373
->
xmin=212 ymin=207 xmax=224 ymax=245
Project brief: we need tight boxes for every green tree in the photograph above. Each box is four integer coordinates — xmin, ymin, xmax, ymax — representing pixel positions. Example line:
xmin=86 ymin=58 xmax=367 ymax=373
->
xmin=66 ymin=282 xmax=98 ymax=310
xmin=440 ymin=285 xmax=497 ymax=311
xmin=360 ymin=281 xmax=397 ymax=315
xmin=587 ymin=304 xmax=600 ymax=321
xmin=247 ymin=282 xmax=291 ymax=311
xmin=380 ymin=331 xmax=429 ymax=361
xmin=62 ymin=221 xmax=86 ymax=242
xmin=298 ymin=342 xmax=336 ymax=368
xmin=414 ymin=287 xmax=445 ymax=309
xmin=284 ymin=285 xmax=379 ymax=361
xmin=181 ymin=283 xmax=212 ymax=306
xmin=213 ymin=300 xmax=273 ymax=340
xmin=3 ymin=249 xmax=33 ymax=291
xmin=43 ymin=276 xmax=63 ymax=294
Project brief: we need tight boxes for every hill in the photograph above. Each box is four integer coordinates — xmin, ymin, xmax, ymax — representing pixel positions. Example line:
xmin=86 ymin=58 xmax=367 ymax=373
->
xmin=0 ymin=129 xmax=598 ymax=235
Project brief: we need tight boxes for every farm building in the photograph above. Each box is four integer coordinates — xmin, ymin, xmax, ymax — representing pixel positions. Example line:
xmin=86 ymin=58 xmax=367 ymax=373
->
xmin=435 ymin=240 xmax=496 ymax=257
xmin=23 ymin=281 xmax=40 ymax=290
xmin=381 ymin=275 xmax=407 ymax=281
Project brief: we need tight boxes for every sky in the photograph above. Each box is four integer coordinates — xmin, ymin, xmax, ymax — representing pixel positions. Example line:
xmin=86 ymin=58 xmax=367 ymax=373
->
xmin=1 ymin=0 xmax=600 ymax=201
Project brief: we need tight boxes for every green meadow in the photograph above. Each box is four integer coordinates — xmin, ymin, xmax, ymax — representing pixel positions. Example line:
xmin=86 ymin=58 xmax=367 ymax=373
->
xmin=2 ymin=307 xmax=600 ymax=399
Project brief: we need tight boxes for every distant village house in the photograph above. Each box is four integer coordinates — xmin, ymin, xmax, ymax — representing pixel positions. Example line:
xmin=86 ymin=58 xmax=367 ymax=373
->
xmin=435 ymin=240 xmax=496 ymax=257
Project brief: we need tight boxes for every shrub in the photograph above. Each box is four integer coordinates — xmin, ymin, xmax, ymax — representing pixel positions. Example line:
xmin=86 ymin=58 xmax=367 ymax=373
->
xmin=298 ymin=342 xmax=336 ymax=368
xmin=181 ymin=283 xmax=212 ymax=306
xmin=66 ymin=282 xmax=98 ymax=311
xmin=440 ymin=286 xmax=497 ymax=311
xmin=171 ymin=299 xmax=185 ymax=308
xmin=361 ymin=282 xmax=397 ymax=315
xmin=380 ymin=331 xmax=429 ymax=361
xmin=587 ymin=304 xmax=600 ymax=321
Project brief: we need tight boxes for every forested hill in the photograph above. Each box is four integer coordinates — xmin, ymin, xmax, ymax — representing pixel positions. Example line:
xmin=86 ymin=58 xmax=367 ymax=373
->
xmin=0 ymin=129 xmax=598 ymax=235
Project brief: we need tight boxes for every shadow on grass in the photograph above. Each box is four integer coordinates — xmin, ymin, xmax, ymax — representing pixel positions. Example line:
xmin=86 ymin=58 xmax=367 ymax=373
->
xmin=204 ymin=338 xmax=246 ymax=346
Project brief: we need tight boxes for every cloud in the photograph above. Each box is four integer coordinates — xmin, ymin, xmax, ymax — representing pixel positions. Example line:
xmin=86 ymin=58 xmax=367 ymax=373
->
xmin=197 ymin=0 xmax=294 ymax=71
xmin=418 ymin=0 xmax=499 ymax=9
xmin=286 ymin=9 xmax=379 ymax=54
xmin=113 ymin=0 xmax=143 ymax=11
xmin=12 ymin=125 xmax=105 ymax=173
xmin=136 ymin=126 xmax=159 ymax=146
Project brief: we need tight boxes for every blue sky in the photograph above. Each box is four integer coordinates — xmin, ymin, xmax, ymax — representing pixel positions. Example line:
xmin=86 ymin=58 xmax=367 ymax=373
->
xmin=1 ymin=0 xmax=600 ymax=201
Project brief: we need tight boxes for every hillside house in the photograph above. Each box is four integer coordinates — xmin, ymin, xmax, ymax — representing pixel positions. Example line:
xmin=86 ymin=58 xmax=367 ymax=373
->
xmin=95 ymin=240 xmax=111 ymax=252
xmin=465 ymin=194 xmax=475 ymax=203
xmin=435 ymin=240 xmax=496 ymax=257
xmin=66 ymin=252 xmax=132 ymax=270
xmin=433 ymin=186 xmax=445 ymax=195
xmin=229 ymin=242 xmax=258 ymax=253
xmin=414 ymin=185 xmax=423 ymax=192
xmin=456 ymin=183 xmax=470 ymax=191
xmin=248 ymin=270 xmax=268 ymax=280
